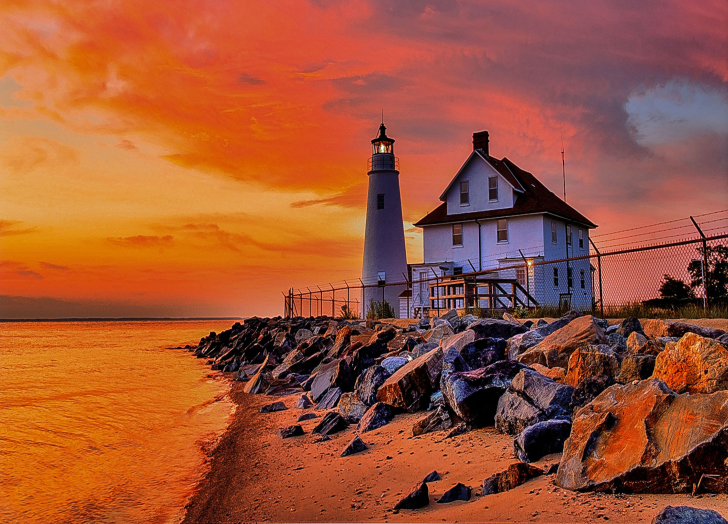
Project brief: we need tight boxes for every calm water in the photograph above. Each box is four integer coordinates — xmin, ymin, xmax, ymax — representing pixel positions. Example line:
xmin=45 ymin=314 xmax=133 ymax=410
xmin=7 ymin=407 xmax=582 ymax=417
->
xmin=0 ymin=320 xmax=236 ymax=524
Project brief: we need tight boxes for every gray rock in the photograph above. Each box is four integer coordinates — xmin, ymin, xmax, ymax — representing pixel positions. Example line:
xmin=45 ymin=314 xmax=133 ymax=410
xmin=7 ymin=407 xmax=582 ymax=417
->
xmin=312 ymin=411 xmax=349 ymax=436
xmin=428 ymin=391 xmax=445 ymax=411
xmin=354 ymin=365 xmax=390 ymax=406
xmin=338 ymin=392 xmax=368 ymax=423
xmin=341 ymin=435 xmax=368 ymax=457
xmin=310 ymin=358 xmax=354 ymax=402
xmin=357 ymin=402 xmax=396 ymax=433
xmin=381 ymin=356 xmax=409 ymax=375
xmin=514 ymin=419 xmax=572 ymax=463
xmin=651 ymin=506 xmax=728 ymax=524
xmin=260 ymin=401 xmax=287 ymax=413
xmin=468 ymin=318 xmax=528 ymax=340
xmin=277 ymin=425 xmax=304 ymax=438
xmin=617 ymin=317 xmax=643 ymax=338
xmin=436 ymin=483 xmax=471 ymax=503
xmin=315 ymin=387 xmax=342 ymax=410
xmin=411 ymin=342 xmax=438 ymax=358
xmin=393 ymin=482 xmax=429 ymax=510
xmin=295 ymin=394 xmax=313 ymax=409
xmin=412 ymin=407 xmax=452 ymax=436
xmin=297 ymin=412 xmax=319 ymax=422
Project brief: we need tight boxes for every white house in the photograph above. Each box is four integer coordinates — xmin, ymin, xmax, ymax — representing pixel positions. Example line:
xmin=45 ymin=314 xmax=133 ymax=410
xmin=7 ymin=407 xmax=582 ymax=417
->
xmin=405 ymin=131 xmax=597 ymax=317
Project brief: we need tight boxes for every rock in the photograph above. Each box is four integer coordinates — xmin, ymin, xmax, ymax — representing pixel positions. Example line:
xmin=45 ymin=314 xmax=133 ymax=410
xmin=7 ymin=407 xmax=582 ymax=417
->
xmin=351 ymin=340 xmax=390 ymax=375
xmin=607 ymin=332 xmax=627 ymax=352
xmin=315 ymin=387 xmax=342 ymax=410
xmin=514 ymin=419 xmax=572 ymax=463
xmin=441 ymin=330 xmax=476 ymax=353
xmin=327 ymin=326 xmax=352 ymax=358
xmin=482 ymin=462 xmax=544 ymax=495
xmin=340 ymin=435 xmax=368 ymax=457
xmin=494 ymin=368 xmax=574 ymax=435
xmin=529 ymin=363 xmax=566 ymax=383
xmin=653 ymin=333 xmax=728 ymax=394
xmin=651 ymin=506 xmax=728 ymax=524
xmin=428 ymin=391 xmax=445 ymax=410
xmin=393 ymin=482 xmax=429 ymax=510
xmin=503 ymin=312 xmax=517 ymax=322
xmin=381 ymin=356 xmax=408 ymax=375
xmin=617 ymin=317 xmax=643 ymax=338
xmin=243 ymin=355 xmax=271 ymax=394
xmin=338 ymin=392 xmax=368 ymax=423
xmin=518 ymin=316 xmax=608 ymax=369
xmin=265 ymin=375 xmax=303 ymax=396
xmin=260 ymin=401 xmax=287 ymax=413
xmin=357 ymin=402 xmax=396 ymax=433
xmin=295 ymin=394 xmax=313 ymax=409
xmin=565 ymin=345 xmax=620 ymax=387
xmin=376 ymin=347 xmax=444 ymax=412
xmin=459 ymin=338 xmax=507 ymax=369
xmin=569 ymin=375 xmax=615 ymax=414
xmin=556 ymin=379 xmax=728 ymax=493
xmin=277 ymin=425 xmax=304 ymax=438
xmin=719 ymin=333 xmax=728 ymax=346
xmin=507 ymin=314 xmax=579 ymax=360
xmin=445 ymin=422 xmax=470 ymax=438
xmin=627 ymin=331 xmax=665 ymax=356
xmin=355 ymin=365 xmax=390 ymax=406
xmin=411 ymin=342 xmax=438 ymax=358
xmin=424 ymin=323 xmax=455 ymax=344
xmin=412 ymin=407 xmax=453 ymax=436
xmin=442 ymin=360 xmax=528 ymax=425
xmin=310 ymin=358 xmax=354 ymax=402
xmin=667 ymin=322 xmax=726 ymax=340
xmin=468 ymin=318 xmax=528 ymax=340
xmin=442 ymin=309 xmax=460 ymax=324
xmin=617 ymin=354 xmax=657 ymax=383
xmin=295 ymin=328 xmax=313 ymax=344
xmin=297 ymin=412 xmax=318 ymax=422
xmin=437 ymin=483 xmax=471 ymax=503
xmin=423 ymin=471 xmax=441 ymax=482
xmin=312 ymin=411 xmax=349 ymax=436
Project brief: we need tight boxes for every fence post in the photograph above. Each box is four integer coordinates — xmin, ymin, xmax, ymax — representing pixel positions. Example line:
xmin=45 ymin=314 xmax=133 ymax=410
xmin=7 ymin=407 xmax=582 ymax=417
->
xmin=346 ymin=282 xmax=350 ymax=317
xmin=402 ymin=271 xmax=410 ymax=319
xmin=330 ymin=284 xmax=335 ymax=318
xmin=430 ymin=267 xmax=440 ymax=318
xmin=589 ymin=239 xmax=604 ymax=318
xmin=518 ymin=249 xmax=530 ymax=309
xmin=690 ymin=216 xmax=709 ymax=310
xmin=359 ymin=278 xmax=365 ymax=319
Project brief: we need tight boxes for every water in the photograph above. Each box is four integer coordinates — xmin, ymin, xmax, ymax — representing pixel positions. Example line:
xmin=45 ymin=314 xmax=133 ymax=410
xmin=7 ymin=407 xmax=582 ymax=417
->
xmin=0 ymin=320 xmax=236 ymax=524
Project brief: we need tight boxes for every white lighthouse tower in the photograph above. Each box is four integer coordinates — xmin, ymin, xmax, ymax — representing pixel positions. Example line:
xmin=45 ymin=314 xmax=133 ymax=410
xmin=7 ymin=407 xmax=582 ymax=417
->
xmin=362 ymin=123 xmax=408 ymax=318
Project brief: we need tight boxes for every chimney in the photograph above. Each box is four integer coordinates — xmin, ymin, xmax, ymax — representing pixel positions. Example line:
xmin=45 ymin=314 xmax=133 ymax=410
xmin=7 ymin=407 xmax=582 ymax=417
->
xmin=473 ymin=131 xmax=489 ymax=156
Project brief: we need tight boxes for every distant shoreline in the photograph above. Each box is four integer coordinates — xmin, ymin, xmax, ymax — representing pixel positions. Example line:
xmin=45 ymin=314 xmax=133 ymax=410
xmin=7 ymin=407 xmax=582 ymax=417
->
xmin=0 ymin=317 xmax=244 ymax=323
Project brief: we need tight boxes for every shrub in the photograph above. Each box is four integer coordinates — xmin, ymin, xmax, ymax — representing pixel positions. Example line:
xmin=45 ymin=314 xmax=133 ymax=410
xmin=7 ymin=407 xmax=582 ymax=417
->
xmin=366 ymin=299 xmax=396 ymax=320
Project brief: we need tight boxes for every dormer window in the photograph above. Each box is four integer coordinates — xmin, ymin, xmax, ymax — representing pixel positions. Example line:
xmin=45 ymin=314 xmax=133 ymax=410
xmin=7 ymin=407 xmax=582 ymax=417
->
xmin=460 ymin=181 xmax=469 ymax=206
xmin=488 ymin=176 xmax=498 ymax=201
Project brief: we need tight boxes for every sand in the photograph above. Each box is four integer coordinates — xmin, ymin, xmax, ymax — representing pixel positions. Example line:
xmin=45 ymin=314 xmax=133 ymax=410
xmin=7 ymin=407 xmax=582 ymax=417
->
xmin=182 ymin=380 xmax=728 ymax=524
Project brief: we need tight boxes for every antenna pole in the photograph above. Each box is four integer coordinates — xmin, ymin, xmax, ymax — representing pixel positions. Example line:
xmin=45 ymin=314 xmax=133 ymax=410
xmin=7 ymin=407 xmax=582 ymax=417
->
xmin=561 ymin=132 xmax=566 ymax=202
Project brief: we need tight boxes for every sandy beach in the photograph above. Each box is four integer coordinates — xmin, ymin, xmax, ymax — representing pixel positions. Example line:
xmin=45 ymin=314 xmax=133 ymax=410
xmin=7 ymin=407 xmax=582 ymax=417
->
xmin=182 ymin=376 xmax=728 ymax=524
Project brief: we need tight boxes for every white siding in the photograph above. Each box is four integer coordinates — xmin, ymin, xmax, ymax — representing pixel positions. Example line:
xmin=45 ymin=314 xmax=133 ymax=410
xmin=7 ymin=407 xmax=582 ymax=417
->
xmin=444 ymin=156 xmax=515 ymax=216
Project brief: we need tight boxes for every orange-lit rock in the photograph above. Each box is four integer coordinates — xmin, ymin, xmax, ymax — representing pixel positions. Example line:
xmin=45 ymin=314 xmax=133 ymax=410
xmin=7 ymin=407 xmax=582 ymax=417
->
xmin=653 ymin=333 xmax=728 ymax=394
xmin=518 ymin=316 xmax=607 ymax=369
xmin=565 ymin=345 xmax=620 ymax=387
xmin=376 ymin=347 xmax=443 ymax=412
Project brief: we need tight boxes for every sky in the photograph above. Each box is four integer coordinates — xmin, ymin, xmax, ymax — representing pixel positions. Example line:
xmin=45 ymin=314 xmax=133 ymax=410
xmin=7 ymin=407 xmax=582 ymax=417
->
xmin=0 ymin=0 xmax=727 ymax=318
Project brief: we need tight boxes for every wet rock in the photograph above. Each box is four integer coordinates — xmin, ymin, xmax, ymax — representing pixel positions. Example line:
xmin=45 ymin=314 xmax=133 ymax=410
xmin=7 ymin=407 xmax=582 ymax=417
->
xmin=357 ymin=402 xmax=396 ymax=433
xmin=297 ymin=412 xmax=319 ymax=422
xmin=468 ymin=318 xmax=528 ymax=340
xmin=338 ymin=392 xmax=368 ymax=423
xmin=295 ymin=394 xmax=313 ymax=409
xmin=393 ymin=482 xmax=429 ymax=510
xmin=423 ymin=471 xmax=441 ymax=483
xmin=617 ymin=317 xmax=643 ymax=338
xmin=277 ymin=425 xmax=304 ymax=439
xmin=653 ymin=333 xmax=728 ymax=394
xmin=565 ymin=345 xmax=620 ymax=387
xmin=495 ymin=368 xmax=574 ymax=435
xmin=617 ymin=354 xmax=657 ymax=383
xmin=514 ymin=419 xmax=572 ymax=463
xmin=260 ymin=401 xmax=287 ymax=413
xmin=412 ymin=406 xmax=452 ymax=436
xmin=437 ymin=483 xmax=471 ymax=503
xmin=651 ymin=506 xmax=728 ymax=524
xmin=381 ymin=356 xmax=408 ymax=375
xmin=569 ymin=375 xmax=615 ymax=414
xmin=442 ymin=360 xmax=528 ymax=425
xmin=376 ymin=347 xmax=443 ymax=412
xmin=341 ymin=435 xmax=368 ymax=457
xmin=355 ymin=365 xmax=390 ymax=406
xmin=518 ymin=316 xmax=608 ymax=369
xmin=482 ymin=462 xmax=544 ymax=495
xmin=556 ymin=379 xmax=728 ymax=493
xmin=312 ymin=411 xmax=349 ymax=436
xmin=315 ymin=387 xmax=342 ymax=410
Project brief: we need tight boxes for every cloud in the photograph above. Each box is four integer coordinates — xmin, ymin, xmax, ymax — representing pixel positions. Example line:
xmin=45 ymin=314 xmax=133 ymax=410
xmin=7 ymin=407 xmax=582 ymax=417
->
xmin=237 ymin=73 xmax=265 ymax=86
xmin=39 ymin=261 xmax=70 ymax=271
xmin=291 ymin=183 xmax=367 ymax=208
xmin=0 ymin=261 xmax=43 ymax=280
xmin=107 ymin=235 xmax=174 ymax=248
xmin=0 ymin=219 xmax=37 ymax=236
xmin=0 ymin=136 xmax=80 ymax=175
xmin=116 ymin=139 xmax=137 ymax=151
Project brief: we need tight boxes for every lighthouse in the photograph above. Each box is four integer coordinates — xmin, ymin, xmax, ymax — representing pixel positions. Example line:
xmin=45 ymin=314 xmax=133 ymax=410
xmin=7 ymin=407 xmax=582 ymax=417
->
xmin=361 ymin=123 xmax=408 ymax=318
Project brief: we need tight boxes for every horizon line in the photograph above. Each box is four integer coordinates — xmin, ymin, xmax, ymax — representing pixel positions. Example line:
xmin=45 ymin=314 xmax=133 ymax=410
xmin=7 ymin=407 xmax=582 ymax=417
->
xmin=0 ymin=317 xmax=244 ymax=323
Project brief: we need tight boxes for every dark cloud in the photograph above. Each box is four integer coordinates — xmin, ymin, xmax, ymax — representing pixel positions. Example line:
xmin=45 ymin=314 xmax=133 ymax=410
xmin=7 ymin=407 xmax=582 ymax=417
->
xmin=39 ymin=262 xmax=70 ymax=271
xmin=0 ymin=261 xmax=43 ymax=280
xmin=0 ymin=220 xmax=37 ymax=236
xmin=237 ymin=73 xmax=265 ymax=86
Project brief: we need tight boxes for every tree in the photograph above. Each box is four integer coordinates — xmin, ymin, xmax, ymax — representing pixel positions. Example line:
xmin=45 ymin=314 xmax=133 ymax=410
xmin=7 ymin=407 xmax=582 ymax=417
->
xmin=659 ymin=274 xmax=694 ymax=300
xmin=688 ymin=245 xmax=728 ymax=299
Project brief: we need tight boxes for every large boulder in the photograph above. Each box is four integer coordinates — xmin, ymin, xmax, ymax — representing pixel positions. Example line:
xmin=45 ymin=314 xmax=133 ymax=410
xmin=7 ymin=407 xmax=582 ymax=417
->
xmin=468 ymin=318 xmax=528 ymax=340
xmin=458 ymin=338 xmax=507 ymax=369
xmin=338 ymin=392 xmax=368 ymax=423
xmin=627 ymin=331 xmax=665 ymax=356
xmin=569 ymin=375 xmax=615 ymax=414
xmin=355 ymin=365 xmax=390 ymax=406
xmin=653 ymin=333 xmax=728 ymax=394
xmin=294 ymin=328 xmax=314 ymax=344
xmin=327 ymin=326 xmax=353 ymax=358
xmin=412 ymin=406 xmax=452 ymax=436
xmin=643 ymin=320 xmax=726 ymax=340
xmin=309 ymin=358 xmax=354 ymax=402
xmin=351 ymin=339 xmax=390 ymax=375
xmin=651 ymin=506 xmax=728 ymax=524
xmin=424 ymin=323 xmax=455 ymax=344
xmin=376 ymin=347 xmax=443 ymax=412
xmin=556 ymin=379 xmax=728 ymax=493
xmin=358 ymin=402 xmax=396 ymax=433
xmin=617 ymin=354 xmax=657 ymax=383
xmin=565 ymin=345 xmax=620 ymax=388
xmin=381 ymin=356 xmax=408 ymax=375
xmin=495 ymin=368 xmax=574 ymax=434
xmin=442 ymin=360 xmax=527 ymax=425
xmin=616 ymin=317 xmax=643 ymax=338
xmin=440 ymin=330 xmax=475 ymax=353
xmin=507 ymin=314 xmax=579 ymax=360
xmin=514 ymin=419 xmax=572 ymax=463
xmin=518 ymin=316 xmax=608 ymax=369
xmin=315 ymin=387 xmax=342 ymax=410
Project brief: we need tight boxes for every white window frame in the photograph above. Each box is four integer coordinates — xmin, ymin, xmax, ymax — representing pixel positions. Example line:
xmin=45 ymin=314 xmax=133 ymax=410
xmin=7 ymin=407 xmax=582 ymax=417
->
xmin=551 ymin=221 xmax=557 ymax=244
xmin=488 ymin=176 xmax=498 ymax=201
xmin=460 ymin=181 xmax=469 ymax=206
xmin=452 ymin=223 xmax=463 ymax=246
xmin=516 ymin=267 xmax=526 ymax=286
xmin=496 ymin=219 xmax=508 ymax=243
xmin=579 ymin=229 xmax=584 ymax=249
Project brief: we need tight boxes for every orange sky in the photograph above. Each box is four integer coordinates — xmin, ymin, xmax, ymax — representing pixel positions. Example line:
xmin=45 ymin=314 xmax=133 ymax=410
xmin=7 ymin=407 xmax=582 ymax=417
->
xmin=1 ymin=0 xmax=727 ymax=318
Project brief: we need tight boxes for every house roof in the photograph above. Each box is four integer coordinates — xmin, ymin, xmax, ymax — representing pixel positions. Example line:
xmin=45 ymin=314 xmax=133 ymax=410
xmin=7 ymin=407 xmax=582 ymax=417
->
xmin=438 ymin=150 xmax=525 ymax=201
xmin=415 ymin=155 xmax=597 ymax=229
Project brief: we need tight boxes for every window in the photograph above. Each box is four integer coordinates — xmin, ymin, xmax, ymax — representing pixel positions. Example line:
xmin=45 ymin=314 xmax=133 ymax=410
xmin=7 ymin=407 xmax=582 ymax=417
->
xmin=516 ymin=267 xmax=526 ymax=286
xmin=566 ymin=224 xmax=572 ymax=245
xmin=553 ymin=267 xmax=559 ymax=287
xmin=580 ymin=269 xmax=585 ymax=289
xmin=567 ymin=267 xmax=573 ymax=289
xmin=488 ymin=177 xmax=498 ymax=201
xmin=551 ymin=221 xmax=557 ymax=244
xmin=460 ymin=181 xmax=469 ymax=205
xmin=497 ymin=219 xmax=508 ymax=243
xmin=579 ymin=229 xmax=584 ymax=249
xmin=453 ymin=266 xmax=463 ymax=275
xmin=377 ymin=271 xmax=386 ymax=285
xmin=377 ymin=193 xmax=384 ymax=210
xmin=452 ymin=223 xmax=463 ymax=246
xmin=419 ymin=271 xmax=428 ymax=306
